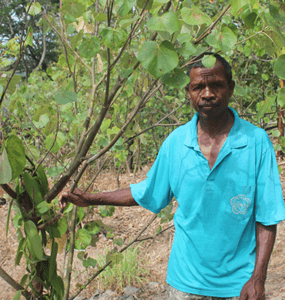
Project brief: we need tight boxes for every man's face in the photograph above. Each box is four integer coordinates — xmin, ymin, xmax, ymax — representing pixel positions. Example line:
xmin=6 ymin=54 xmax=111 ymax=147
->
xmin=186 ymin=60 xmax=235 ymax=119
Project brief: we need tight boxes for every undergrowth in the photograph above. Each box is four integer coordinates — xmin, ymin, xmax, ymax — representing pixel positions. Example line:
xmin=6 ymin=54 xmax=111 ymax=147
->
xmin=96 ymin=243 xmax=150 ymax=293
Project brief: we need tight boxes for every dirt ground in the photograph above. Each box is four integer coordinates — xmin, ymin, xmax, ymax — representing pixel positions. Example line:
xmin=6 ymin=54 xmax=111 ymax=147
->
xmin=1 ymin=164 xmax=285 ymax=299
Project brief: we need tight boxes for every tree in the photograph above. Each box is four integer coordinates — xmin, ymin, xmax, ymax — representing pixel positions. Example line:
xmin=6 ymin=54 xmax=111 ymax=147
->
xmin=0 ymin=0 xmax=285 ymax=299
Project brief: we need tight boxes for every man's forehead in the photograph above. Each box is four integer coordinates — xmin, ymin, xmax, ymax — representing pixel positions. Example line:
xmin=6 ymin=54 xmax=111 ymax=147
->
xmin=190 ymin=61 xmax=227 ymax=79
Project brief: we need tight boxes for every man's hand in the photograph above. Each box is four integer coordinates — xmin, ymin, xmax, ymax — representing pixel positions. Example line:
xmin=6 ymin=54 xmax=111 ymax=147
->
xmin=239 ymin=277 xmax=265 ymax=300
xmin=58 ymin=188 xmax=90 ymax=209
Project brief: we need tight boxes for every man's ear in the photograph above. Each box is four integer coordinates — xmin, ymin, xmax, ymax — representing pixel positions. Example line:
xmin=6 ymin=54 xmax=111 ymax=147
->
xmin=185 ymin=84 xmax=191 ymax=98
xmin=229 ymin=80 xmax=235 ymax=97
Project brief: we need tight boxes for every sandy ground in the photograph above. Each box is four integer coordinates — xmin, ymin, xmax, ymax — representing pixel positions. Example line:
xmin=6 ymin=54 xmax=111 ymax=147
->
xmin=0 ymin=164 xmax=285 ymax=299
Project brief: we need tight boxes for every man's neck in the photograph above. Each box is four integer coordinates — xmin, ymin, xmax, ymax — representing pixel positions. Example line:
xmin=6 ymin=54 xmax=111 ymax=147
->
xmin=198 ymin=108 xmax=234 ymax=139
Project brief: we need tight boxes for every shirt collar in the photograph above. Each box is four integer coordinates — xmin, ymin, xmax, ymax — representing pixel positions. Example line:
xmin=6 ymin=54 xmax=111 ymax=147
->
xmin=184 ymin=107 xmax=247 ymax=149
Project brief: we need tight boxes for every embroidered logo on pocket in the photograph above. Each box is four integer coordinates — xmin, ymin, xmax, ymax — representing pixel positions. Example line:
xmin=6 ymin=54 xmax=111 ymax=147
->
xmin=230 ymin=195 xmax=251 ymax=215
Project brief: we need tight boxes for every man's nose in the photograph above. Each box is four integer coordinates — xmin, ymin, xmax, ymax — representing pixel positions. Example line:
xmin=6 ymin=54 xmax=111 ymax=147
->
xmin=202 ymin=86 xmax=215 ymax=100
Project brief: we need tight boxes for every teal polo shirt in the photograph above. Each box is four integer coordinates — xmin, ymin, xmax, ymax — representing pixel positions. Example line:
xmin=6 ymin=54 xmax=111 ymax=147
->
xmin=130 ymin=107 xmax=285 ymax=297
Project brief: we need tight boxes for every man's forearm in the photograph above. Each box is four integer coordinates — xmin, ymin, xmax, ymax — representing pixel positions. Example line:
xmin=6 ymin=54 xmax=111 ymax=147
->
xmin=252 ymin=222 xmax=276 ymax=282
xmin=86 ymin=187 xmax=139 ymax=207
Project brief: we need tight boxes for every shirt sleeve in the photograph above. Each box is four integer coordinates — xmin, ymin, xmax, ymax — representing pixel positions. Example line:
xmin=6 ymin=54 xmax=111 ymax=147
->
xmin=255 ymin=141 xmax=285 ymax=225
xmin=130 ymin=141 xmax=174 ymax=214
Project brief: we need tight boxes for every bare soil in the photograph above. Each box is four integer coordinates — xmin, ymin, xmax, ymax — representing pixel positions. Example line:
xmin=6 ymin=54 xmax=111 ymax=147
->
xmin=0 ymin=164 xmax=285 ymax=299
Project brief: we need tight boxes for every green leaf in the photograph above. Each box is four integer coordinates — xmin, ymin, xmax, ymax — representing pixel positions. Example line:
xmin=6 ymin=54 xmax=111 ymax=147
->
xmin=202 ymin=55 xmax=216 ymax=69
xmin=78 ymin=36 xmax=100 ymax=59
xmin=119 ymin=16 xmax=140 ymax=29
xmin=99 ymin=205 xmax=115 ymax=217
xmin=137 ymin=0 xmax=153 ymax=10
xmin=100 ymin=28 xmax=127 ymax=50
xmin=27 ymin=2 xmax=41 ymax=15
xmin=94 ymin=12 xmax=108 ymax=21
xmin=55 ymin=90 xmax=78 ymax=104
xmin=272 ymin=129 xmax=281 ymax=137
xmin=37 ymin=201 xmax=50 ymax=214
xmin=83 ymin=257 xmax=97 ymax=268
xmin=45 ymin=132 xmax=67 ymax=154
xmin=36 ymin=165 xmax=49 ymax=197
xmin=49 ymin=241 xmax=58 ymax=281
xmin=34 ymin=114 xmax=50 ymax=129
xmin=62 ymin=0 xmax=86 ymax=18
xmin=234 ymin=84 xmax=248 ymax=98
xmin=118 ymin=0 xmax=136 ymax=16
xmin=278 ymin=87 xmax=285 ymax=107
xmin=181 ymin=6 xmax=212 ymax=26
xmin=0 ymin=84 xmax=3 ymax=95
xmin=178 ymin=42 xmax=197 ymax=59
xmin=146 ymin=12 xmax=180 ymax=34
xmin=113 ymin=238 xmax=124 ymax=246
xmin=24 ymin=220 xmax=44 ymax=261
xmin=274 ymin=55 xmax=285 ymax=80
xmin=13 ymin=291 xmax=21 ymax=300
xmin=20 ymin=274 xmax=29 ymax=287
xmin=15 ymin=238 xmax=25 ymax=266
xmin=50 ymin=275 xmax=64 ymax=298
xmin=101 ymin=119 xmax=111 ymax=133
xmin=75 ymin=228 xmax=92 ymax=250
xmin=205 ymin=27 xmax=237 ymax=52
xmin=269 ymin=2 xmax=285 ymax=24
xmin=22 ymin=172 xmax=43 ymax=206
xmin=243 ymin=12 xmax=257 ymax=29
xmin=77 ymin=251 xmax=86 ymax=260
xmin=137 ymin=40 xmax=178 ymax=79
xmin=231 ymin=0 xmax=247 ymax=17
xmin=58 ymin=218 xmax=68 ymax=236
xmin=6 ymin=135 xmax=26 ymax=180
xmin=25 ymin=26 xmax=33 ymax=47
xmin=274 ymin=143 xmax=281 ymax=151
xmin=0 ymin=148 xmax=12 ymax=184
xmin=161 ymin=68 xmax=190 ymax=90
xmin=47 ymin=166 xmax=64 ymax=177
xmin=106 ymin=251 xmax=124 ymax=265
xmin=84 ymin=221 xmax=101 ymax=235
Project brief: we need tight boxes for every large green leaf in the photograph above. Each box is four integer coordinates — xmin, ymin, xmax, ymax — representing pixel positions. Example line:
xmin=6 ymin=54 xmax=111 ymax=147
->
xmin=146 ymin=12 xmax=180 ymax=34
xmin=181 ymin=6 xmax=212 ymax=26
xmin=27 ymin=2 xmax=41 ymax=16
xmin=202 ymin=55 xmax=216 ymax=69
xmin=274 ymin=55 xmax=285 ymax=80
xmin=49 ymin=241 xmax=58 ymax=281
xmin=55 ymin=90 xmax=78 ymax=104
xmin=62 ymin=0 xmax=86 ymax=18
xmin=35 ymin=165 xmax=49 ymax=197
xmin=161 ymin=68 xmax=190 ymax=90
xmin=0 ymin=148 xmax=12 ymax=184
xmin=75 ymin=228 xmax=92 ymax=250
xmin=269 ymin=1 xmax=285 ymax=24
xmin=45 ymin=132 xmax=67 ymax=153
xmin=22 ymin=172 xmax=43 ymax=206
xmin=178 ymin=42 xmax=197 ymax=59
xmin=137 ymin=0 xmax=153 ymax=10
xmin=78 ymin=36 xmax=100 ymax=59
xmin=118 ymin=0 xmax=136 ymax=16
xmin=231 ymin=0 xmax=247 ymax=17
xmin=100 ymin=28 xmax=127 ymax=50
xmin=5 ymin=135 xmax=26 ymax=181
xmin=24 ymin=220 xmax=44 ymax=261
xmin=137 ymin=40 xmax=179 ymax=79
xmin=205 ymin=27 xmax=237 ymax=52
xmin=277 ymin=87 xmax=285 ymax=107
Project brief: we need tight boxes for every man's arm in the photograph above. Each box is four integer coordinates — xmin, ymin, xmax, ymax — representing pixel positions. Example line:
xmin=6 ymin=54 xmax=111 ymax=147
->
xmin=58 ymin=187 xmax=139 ymax=209
xmin=239 ymin=222 xmax=277 ymax=300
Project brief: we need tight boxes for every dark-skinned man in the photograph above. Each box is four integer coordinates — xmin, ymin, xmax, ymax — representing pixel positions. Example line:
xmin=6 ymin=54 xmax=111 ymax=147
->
xmin=59 ymin=53 xmax=285 ymax=300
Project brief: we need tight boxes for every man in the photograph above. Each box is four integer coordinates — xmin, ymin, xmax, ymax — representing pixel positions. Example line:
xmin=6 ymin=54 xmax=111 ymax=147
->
xmin=59 ymin=53 xmax=285 ymax=299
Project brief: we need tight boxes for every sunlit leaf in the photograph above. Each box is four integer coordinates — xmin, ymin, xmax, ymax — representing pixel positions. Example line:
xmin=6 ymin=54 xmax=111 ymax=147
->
xmin=100 ymin=28 xmax=127 ymax=50
xmin=231 ymin=0 xmax=247 ymax=17
xmin=146 ymin=12 xmax=180 ymax=34
xmin=27 ymin=2 xmax=41 ymax=16
xmin=137 ymin=0 xmax=153 ymax=10
xmin=137 ymin=41 xmax=178 ymax=79
xmin=202 ymin=55 xmax=216 ymax=69
xmin=181 ymin=6 xmax=212 ymax=26
xmin=75 ymin=228 xmax=92 ymax=250
xmin=45 ymin=132 xmax=66 ymax=154
xmin=178 ymin=42 xmax=197 ymax=59
xmin=274 ymin=55 xmax=285 ymax=80
xmin=205 ymin=27 xmax=237 ymax=52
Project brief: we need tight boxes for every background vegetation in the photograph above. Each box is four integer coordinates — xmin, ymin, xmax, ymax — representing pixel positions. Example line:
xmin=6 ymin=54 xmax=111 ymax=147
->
xmin=0 ymin=0 xmax=285 ymax=299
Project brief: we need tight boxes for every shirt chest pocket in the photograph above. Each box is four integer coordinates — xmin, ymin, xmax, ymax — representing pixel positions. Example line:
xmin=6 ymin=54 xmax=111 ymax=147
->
xmin=224 ymin=182 xmax=255 ymax=221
